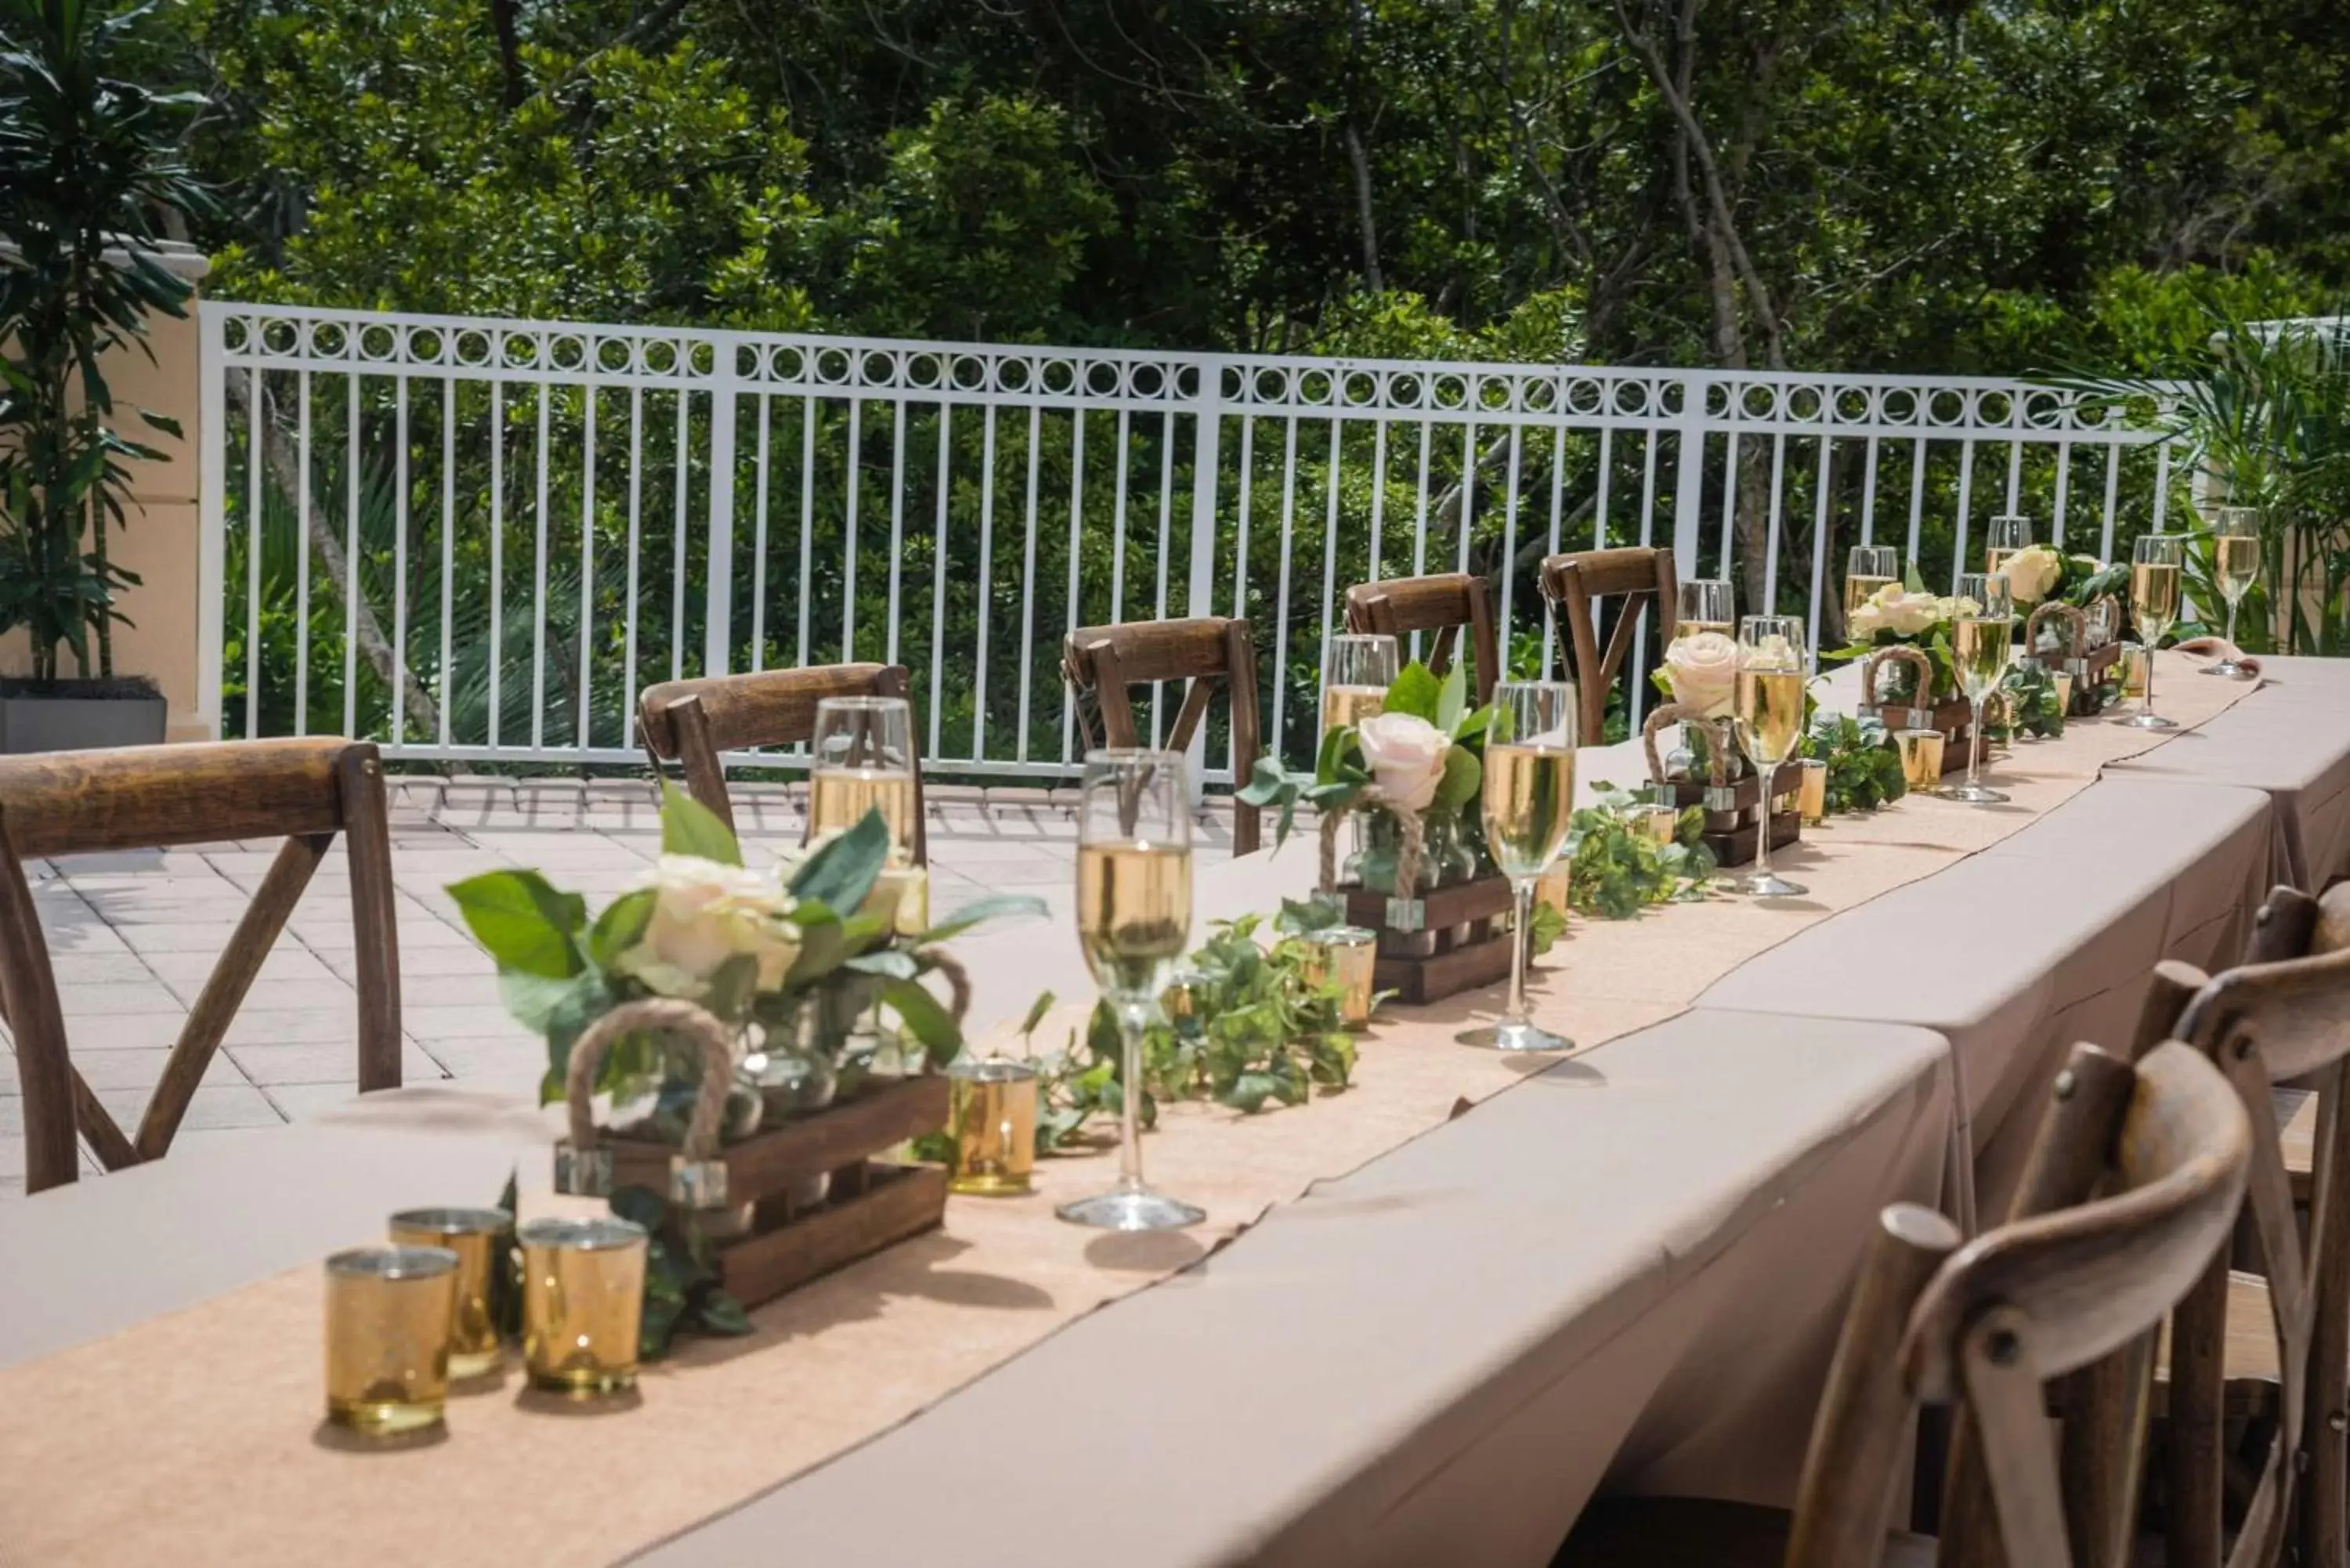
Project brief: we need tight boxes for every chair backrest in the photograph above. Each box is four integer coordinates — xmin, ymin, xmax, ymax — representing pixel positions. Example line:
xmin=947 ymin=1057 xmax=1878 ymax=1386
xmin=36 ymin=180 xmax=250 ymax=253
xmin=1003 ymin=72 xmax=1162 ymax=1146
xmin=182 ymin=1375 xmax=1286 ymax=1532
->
xmin=1341 ymin=573 xmax=1499 ymax=706
xmin=1784 ymin=1039 xmax=2250 ymax=1568
xmin=1537 ymin=546 xmax=1679 ymax=742
xmin=1061 ymin=617 xmax=1261 ymax=857
xmin=638 ymin=663 xmax=927 ymax=862
xmin=0 ymin=738 xmax=402 ymax=1194
xmin=2155 ymin=881 xmax=2350 ymax=1568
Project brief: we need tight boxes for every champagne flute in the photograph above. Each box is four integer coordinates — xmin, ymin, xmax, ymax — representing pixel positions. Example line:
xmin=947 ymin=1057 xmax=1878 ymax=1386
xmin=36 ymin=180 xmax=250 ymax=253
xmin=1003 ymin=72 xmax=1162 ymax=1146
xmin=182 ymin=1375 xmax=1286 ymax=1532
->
xmin=1456 ymin=681 xmax=1578 ymax=1053
xmin=1983 ymin=515 xmax=2031 ymax=580
xmin=1938 ymin=573 xmax=2013 ymax=804
xmin=2202 ymin=508 xmax=2259 ymax=679
xmin=1673 ymin=578 xmax=1734 ymax=642
xmin=1844 ymin=544 xmax=1899 ymax=624
xmin=1730 ymin=617 xmax=1808 ymax=898
xmin=1058 ymin=749 xmax=1202 ymax=1231
xmin=808 ymin=695 xmax=918 ymax=864
xmin=2122 ymin=535 xmax=2183 ymax=729
xmin=1321 ymin=633 xmax=1399 ymax=733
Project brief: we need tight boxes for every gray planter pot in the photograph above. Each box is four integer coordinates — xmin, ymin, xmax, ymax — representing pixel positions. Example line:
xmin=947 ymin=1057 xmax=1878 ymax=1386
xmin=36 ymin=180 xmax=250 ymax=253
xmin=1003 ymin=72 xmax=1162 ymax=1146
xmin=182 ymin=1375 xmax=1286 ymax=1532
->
xmin=0 ymin=686 xmax=168 ymax=753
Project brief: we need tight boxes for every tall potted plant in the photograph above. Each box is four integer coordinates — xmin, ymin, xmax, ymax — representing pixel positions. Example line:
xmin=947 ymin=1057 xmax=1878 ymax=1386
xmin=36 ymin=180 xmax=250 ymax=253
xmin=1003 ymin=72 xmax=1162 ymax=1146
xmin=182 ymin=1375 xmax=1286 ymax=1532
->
xmin=0 ymin=0 xmax=209 ymax=750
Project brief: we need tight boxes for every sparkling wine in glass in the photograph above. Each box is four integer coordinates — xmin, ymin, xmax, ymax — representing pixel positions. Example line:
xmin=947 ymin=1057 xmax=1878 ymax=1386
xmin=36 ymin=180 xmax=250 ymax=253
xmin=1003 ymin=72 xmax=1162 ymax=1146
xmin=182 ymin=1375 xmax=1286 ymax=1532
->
xmin=2122 ymin=535 xmax=2184 ymax=729
xmin=1456 ymin=681 xmax=1578 ymax=1053
xmin=1843 ymin=544 xmax=1899 ymax=625
xmin=1730 ymin=617 xmax=1808 ymax=898
xmin=1938 ymin=573 xmax=2013 ymax=804
xmin=1673 ymin=578 xmax=1734 ymax=643
xmin=1321 ymin=633 xmax=1400 ymax=734
xmin=1058 ymin=750 xmax=1203 ymax=1231
xmin=1983 ymin=515 xmax=2031 ymax=581
xmin=2203 ymin=508 xmax=2260 ymax=679
xmin=808 ymin=695 xmax=919 ymax=865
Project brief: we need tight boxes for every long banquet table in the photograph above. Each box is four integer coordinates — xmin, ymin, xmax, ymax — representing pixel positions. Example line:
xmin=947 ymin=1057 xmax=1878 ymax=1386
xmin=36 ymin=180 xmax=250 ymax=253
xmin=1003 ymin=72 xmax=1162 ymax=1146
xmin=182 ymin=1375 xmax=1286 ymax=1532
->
xmin=0 ymin=651 xmax=2337 ymax=1568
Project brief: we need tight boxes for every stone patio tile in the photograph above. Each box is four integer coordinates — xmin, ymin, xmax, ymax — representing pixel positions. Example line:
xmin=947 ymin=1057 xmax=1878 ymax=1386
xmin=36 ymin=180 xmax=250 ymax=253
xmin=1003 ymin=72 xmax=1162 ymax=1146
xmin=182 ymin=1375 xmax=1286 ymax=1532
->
xmin=139 ymin=947 xmax=338 ymax=989
xmin=226 ymin=1042 xmax=443 ymax=1086
xmin=320 ymin=945 xmax=493 ymax=981
xmin=49 ymin=953 xmax=161 ymax=985
xmin=56 ymin=979 xmax=186 ymax=1018
xmin=93 ymin=1084 xmax=283 ymax=1133
xmin=258 ymin=1082 xmax=380 ymax=1121
xmin=108 ymin=922 xmax=248 ymax=953
xmin=221 ymin=1009 xmax=374 ymax=1046
xmin=1 ymin=1046 xmax=245 ymax=1095
xmin=48 ymin=1013 xmax=190 ymax=1050
xmin=395 ymin=973 xmax=503 ymax=1007
xmin=410 ymin=1037 xmax=547 ymax=1096
xmin=402 ymin=1003 xmax=534 ymax=1041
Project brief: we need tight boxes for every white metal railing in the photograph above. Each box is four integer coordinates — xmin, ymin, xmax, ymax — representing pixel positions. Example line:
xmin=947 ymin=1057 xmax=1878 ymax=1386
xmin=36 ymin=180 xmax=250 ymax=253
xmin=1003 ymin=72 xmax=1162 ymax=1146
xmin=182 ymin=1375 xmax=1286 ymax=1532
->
xmin=197 ymin=302 xmax=2182 ymax=778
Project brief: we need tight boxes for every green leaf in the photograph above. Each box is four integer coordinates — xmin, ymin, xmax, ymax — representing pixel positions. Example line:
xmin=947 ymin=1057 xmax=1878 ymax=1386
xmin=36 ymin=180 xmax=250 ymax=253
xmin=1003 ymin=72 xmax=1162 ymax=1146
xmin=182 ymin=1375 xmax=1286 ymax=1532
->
xmin=588 ymin=888 xmax=656 ymax=970
xmin=907 ymin=892 xmax=1050 ymax=944
xmin=659 ymin=783 xmax=743 ymax=865
xmin=1235 ymin=753 xmax=1296 ymax=807
xmin=694 ymin=1290 xmax=754 ymax=1337
xmin=786 ymin=807 xmax=891 ymax=912
xmin=446 ymin=870 xmax=586 ymax=978
xmin=700 ymin=952 xmax=762 ymax=1021
xmin=845 ymin=949 xmax=918 ymax=979
xmin=1019 ymin=988 xmax=1058 ymax=1036
xmin=1432 ymin=745 xmax=1482 ymax=814
xmin=1435 ymin=658 xmax=1468 ymax=732
xmin=1383 ymin=660 xmax=1442 ymax=721
xmin=883 ymin=977 xmax=963 ymax=1056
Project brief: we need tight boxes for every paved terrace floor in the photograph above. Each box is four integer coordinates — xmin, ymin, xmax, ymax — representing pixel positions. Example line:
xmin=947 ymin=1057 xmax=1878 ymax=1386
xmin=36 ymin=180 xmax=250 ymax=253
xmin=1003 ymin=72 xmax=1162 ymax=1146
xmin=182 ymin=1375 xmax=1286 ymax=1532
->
xmin=0 ymin=779 xmax=1237 ymax=1195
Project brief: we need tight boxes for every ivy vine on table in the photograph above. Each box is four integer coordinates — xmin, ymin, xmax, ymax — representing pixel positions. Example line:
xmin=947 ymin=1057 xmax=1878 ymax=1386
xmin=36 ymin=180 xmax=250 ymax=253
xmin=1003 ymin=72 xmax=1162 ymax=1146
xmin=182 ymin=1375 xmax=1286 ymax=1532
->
xmin=1800 ymin=712 xmax=1908 ymax=813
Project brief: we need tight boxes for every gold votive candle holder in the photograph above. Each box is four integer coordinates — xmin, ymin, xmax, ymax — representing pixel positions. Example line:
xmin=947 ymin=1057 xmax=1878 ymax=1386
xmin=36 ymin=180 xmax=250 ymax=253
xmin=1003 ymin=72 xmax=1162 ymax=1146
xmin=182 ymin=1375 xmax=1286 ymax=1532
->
xmin=946 ymin=1055 xmax=1038 ymax=1196
xmin=1640 ymin=782 xmax=1680 ymax=847
xmin=1302 ymin=927 xmax=1378 ymax=1026
xmin=324 ymin=1245 xmax=460 ymax=1437
xmin=1896 ymin=728 xmax=1945 ymax=791
xmin=1160 ymin=968 xmax=1205 ymax=1031
xmin=1795 ymin=758 xmax=1828 ymax=825
xmin=1535 ymin=863 xmax=1571 ymax=920
xmin=2052 ymin=670 xmax=2075 ymax=714
xmin=2120 ymin=642 xmax=2149 ymax=697
xmin=518 ymin=1216 xmax=648 ymax=1399
xmin=389 ymin=1206 xmax=511 ymax=1380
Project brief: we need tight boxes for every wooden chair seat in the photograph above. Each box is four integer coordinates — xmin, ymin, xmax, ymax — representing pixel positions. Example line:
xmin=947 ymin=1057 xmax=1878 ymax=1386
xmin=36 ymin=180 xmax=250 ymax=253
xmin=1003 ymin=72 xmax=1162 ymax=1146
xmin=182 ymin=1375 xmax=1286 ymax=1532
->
xmin=1560 ymin=1497 xmax=1938 ymax=1568
xmin=1061 ymin=617 xmax=1263 ymax=856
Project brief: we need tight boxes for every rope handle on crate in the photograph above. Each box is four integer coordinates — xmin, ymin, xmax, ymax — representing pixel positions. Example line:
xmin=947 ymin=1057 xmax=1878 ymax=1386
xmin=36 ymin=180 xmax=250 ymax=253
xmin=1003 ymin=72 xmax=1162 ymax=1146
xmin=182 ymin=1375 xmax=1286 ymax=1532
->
xmin=1863 ymin=645 xmax=1936 ymax=720
xmin=2025 ymin=602 xmax=2085 ymax=662
xmin=564 ymin=997 xmax=736 ymax=1162
xmin=1318 ymin=790 xmax=1426 ymax=901
xmin=1641 ymin=700 xmax=1736 ymax=786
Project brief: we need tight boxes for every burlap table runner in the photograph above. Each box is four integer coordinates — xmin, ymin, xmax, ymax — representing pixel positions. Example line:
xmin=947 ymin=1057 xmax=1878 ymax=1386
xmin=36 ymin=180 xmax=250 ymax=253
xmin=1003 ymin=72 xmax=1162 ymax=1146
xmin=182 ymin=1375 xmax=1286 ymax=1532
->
xmin=0 ymin=652 xmax=2265 ymax=1566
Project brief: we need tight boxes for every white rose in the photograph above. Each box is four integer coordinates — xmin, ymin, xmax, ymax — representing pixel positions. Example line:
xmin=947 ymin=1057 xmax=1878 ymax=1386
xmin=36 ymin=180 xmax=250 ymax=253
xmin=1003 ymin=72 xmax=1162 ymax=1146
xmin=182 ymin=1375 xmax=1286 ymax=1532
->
xmin=2001 ymin=544 xmax=2063 ymax=604
xmin=1354 ymin=711 xmax=1452 ymax=813
xmin=1874 ymin=585 xmax=1943 ymax=637
xmin=1744 ymin=631 xmax=1802 ymax=673
xmin=1662 ymin=629 xmax=1737 ymax=718
xmin=615 ymin=854 xmax=801 ymax=999
xmin=1847 ymin=598 xmax=1885 ymax=640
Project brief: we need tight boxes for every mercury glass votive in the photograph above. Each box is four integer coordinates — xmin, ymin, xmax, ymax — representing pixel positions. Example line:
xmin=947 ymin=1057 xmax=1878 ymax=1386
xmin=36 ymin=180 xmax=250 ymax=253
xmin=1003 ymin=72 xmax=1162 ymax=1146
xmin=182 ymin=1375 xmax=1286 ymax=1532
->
xmin=518 ymin=1216 xmax=648 ymax=1399
xmin=946 ymin=1055 xmax=1039 ymax=1196
xmin=324 ymin=1245 xmax=460 ymax=1436
xmin=1640 ymin=782 xmax=1681 ymax=847
xmin=1896 ymin=728 xmax=1945 ymax=791
xmin=389 ymin=1207 xmax=511 ymax=1380
xmin=1302 ymin=927 xmax=1379 ymax=1026
xmin=2053 ymin=670 xmax=2076 ymax=714
xmin=2120 ymin=642 xmax=2149 ymax=698
xmin=1535 ymin=863 xmax=1572 ymax=921
xmin=1795 ymin=758 xmax=1828 ymax=825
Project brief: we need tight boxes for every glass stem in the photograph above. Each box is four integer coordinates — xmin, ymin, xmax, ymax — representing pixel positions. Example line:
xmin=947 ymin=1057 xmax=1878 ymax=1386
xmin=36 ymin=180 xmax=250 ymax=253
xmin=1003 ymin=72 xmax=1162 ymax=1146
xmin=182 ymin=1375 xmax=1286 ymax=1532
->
xmin=2225 ymin=599 xmax=2240 ymax=653
xmin=1754 ymin=763 xmax=1777 ymax=878
xmin=1965 ymin=700 xmax=1984 ymax=789
xmin=1506 ymin=877 xmax=1534 ymax=1024
xmin=1115 ymin=997 xmax=1149 ymax=1195
xmin=2143 ymin=649 xmax=2157 ymax=720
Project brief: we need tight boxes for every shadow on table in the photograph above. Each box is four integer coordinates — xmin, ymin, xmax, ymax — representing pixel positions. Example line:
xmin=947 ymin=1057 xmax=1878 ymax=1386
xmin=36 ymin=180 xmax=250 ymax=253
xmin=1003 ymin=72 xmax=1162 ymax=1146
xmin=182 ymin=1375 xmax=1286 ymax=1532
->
xmin=313 ymin=1418 xmax=452 ymax=1454
xmin=514 ymin=1384 xmax=645 ymax=1418
xmin=1084 ymin=1230 xmax=1208 ymax=1274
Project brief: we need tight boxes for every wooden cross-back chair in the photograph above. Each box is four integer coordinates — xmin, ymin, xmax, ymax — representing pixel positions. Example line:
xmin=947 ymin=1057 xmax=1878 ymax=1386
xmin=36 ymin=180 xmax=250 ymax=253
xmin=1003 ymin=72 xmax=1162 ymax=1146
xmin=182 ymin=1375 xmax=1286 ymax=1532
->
xmin=1341 ymin=573 xmax=1499 ymax=707
xmin=638 ymin=663 xmax=928 ymax=863
xmin=1538 ymin=546 xmax=1680 ymax=744
xmin=0 ymin=739 xmax=401 ymax=1194
xmin=1560 ymin=1036 xmax=2251 ymax=1568
xmin=1061 ymin=617 xmax=1262 ymax=857
xmin=2125 ymin=881 xmax=2350 ymax=1568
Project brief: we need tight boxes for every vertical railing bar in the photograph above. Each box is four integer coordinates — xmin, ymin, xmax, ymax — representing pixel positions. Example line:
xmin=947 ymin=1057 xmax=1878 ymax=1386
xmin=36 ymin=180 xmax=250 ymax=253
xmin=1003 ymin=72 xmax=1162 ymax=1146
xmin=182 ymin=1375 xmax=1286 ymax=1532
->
xmin=1061 ymin=406 xmax=1086 ymax=765
xmin=1717 ymin=428 xmax=1739 ymax=582
xmin=1498 ymin=425 xmax=1522 ymax=656
xmin=1368 ymin=416 xmax=1387 ymax=581
xmin=621 ymin=385 xmax=642 ymax=749
xmin=1859 ymin=435 xmax=1880 ymax=547
xmin=1152 ymin=407 xmax=1175 ymax=747
xmin=244 ymin=364 xmax=262 ymax=740
xmin=1110 ymin=407 xmax=1130 ymax=625
xmin=1905 ymin=432 xmax=1927 ymax=568
xmin=928 ymin=403 xmax=950 ymax=760
xmin=2152 ymin=439 xmax=2175 ymax=533
xmin=1761 ymin=432 xmax=1787 ymax=610
xmin=392 ymin=375 xmax=408 ymax=750
xmin=1595 ymin=425 xmax=1613 ymax=548
xmin=1456 ymin=418 xmax=1476 ymax=574
xmin=197 ymin=308 xmax=226 ymax=739
xmin=1318 ymin=417 xmax=1344 ymax=734
xmin=797 ymin=394 xmax=815 ymax=671
xmin=887 ymin=399 xmax=906 ymax=670
xmin=1271 ymin=414 xmax=1300 ymax=765
xmin=1543 ymin=418 xmax=1565 ymax=678
xmin=750 ymin=392 xmax=772 ymax=671
xmin=439 ymin=377 xmax=455 ymax=749
xmin=2052 ymin=439 xmax=2073 ymax=547
xmin=295 ymin=367 xmax=312 ymax=735
xmin=577 ymin=384 xmax=596 ymax=750
xmin=1951 ymin=439 xmax=1978 ymax=593
xmin=843 ymin=397 xmax=862 ymax=661
xmin=703 ymin=351 xmax=737 ymax=682
xmin=531 ymin=379 xmax=550 ymax=748
xmin=974 ymin=404 xmax=997 ymax=762
xmin=1410 ymin=420 xmax=1432 ymax=665
xmin=1806 ymin=435 xmax=1832 ymax=670
xmin=1014 ymin=402 xmax=1042 ymax=763
xmin=2005 ymin=424 xmax=2024 ymax=514
xmin=344 ymin=371 xmax=359 ymax=739
xmin=669 ymin=385 xmax=687 ymax=684
xmin=1630 ymin=425 xmax=1659 ymax=730
xmin=1231 ymin=413 xmax=1255 ymax=619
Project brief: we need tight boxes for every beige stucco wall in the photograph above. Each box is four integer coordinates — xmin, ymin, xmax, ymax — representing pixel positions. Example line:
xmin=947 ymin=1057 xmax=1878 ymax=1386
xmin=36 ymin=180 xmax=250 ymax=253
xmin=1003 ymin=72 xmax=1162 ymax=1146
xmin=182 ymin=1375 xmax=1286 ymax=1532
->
xmin=0 ymin=247 xmax=210 ymax=740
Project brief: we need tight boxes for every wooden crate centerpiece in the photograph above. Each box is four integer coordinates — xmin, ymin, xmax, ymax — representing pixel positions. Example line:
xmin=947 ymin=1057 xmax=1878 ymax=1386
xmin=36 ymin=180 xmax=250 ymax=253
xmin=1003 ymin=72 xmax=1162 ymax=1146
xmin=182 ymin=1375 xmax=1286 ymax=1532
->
xmin=2025 ymin=598 xmax=2120 ymax=716
xmin=1318 ymin=797 xmax=1514 ymax=1005
xmin=1640 ymin=703 xmax=1799 ymax=868
xmin=554 ymin=998 xmax=952 ymax=1310
xmin=1859 ymin=644 xmax=1985 ymax=776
